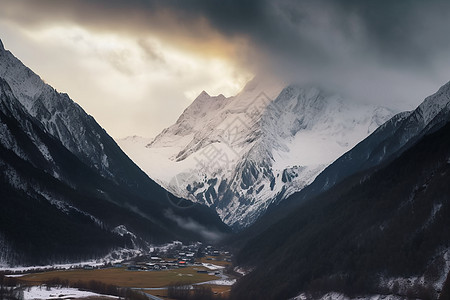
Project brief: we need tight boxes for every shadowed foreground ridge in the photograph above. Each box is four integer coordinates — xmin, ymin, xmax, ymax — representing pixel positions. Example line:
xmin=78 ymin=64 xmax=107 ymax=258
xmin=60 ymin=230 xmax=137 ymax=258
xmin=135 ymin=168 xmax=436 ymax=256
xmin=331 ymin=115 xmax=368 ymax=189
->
xmin=232 ymin=118 xmax=450 ymax=299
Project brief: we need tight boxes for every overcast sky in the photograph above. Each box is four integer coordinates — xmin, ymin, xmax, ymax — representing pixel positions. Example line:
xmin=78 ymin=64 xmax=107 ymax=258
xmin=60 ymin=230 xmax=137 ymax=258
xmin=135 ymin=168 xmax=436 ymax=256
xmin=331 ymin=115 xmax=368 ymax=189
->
xmin=1 ymin=0 xmax=450 ymax=138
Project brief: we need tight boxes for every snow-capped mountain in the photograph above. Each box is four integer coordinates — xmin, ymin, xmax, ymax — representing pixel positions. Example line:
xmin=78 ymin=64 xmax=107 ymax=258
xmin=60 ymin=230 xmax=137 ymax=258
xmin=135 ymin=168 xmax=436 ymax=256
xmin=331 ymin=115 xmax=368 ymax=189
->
xmin=0 ymin=39 xmax=229 ymax=266
xmin=119 ymin=78 xmax=395 ymax=228
xmin=285 ymin=80 xmax=450 ymax=206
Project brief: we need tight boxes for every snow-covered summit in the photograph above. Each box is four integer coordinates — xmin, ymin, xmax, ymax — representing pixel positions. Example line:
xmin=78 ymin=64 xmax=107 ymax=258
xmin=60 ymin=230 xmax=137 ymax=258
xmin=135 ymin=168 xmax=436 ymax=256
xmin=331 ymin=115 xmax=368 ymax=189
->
xmin=150 ymin=91 xmax=230 ymax=151
xmin=295 ymin=80 xmax=450 ymax=206
xmin=119 ymin=79 xmax=396 ymax=228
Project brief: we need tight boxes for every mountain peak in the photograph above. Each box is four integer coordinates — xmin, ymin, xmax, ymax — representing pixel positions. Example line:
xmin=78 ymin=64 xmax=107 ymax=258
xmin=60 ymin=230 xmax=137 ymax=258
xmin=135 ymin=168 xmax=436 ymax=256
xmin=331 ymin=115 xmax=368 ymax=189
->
xmin=0 ymin=39 xmax=4 ymax=51
xmin=139 ymin=79 xmax=396 ymax=228
xmin=197 ymin=90 xmax=210 ymax=99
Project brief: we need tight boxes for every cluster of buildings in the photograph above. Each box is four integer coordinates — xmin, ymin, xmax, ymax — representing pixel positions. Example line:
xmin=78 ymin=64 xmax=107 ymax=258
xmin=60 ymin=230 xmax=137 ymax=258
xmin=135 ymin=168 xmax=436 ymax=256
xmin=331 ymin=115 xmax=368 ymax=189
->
xmin=122 ymin=243 xmax=231 ymax=272
xmin=125 ymin=255 xmax=194 ymax=271
xmin=79 ymin=242 xmax=232 ymax=272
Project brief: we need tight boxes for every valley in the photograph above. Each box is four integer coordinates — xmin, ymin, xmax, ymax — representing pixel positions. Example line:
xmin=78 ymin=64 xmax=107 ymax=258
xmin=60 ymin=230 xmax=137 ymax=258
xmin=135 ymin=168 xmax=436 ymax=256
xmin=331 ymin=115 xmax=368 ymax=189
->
xmin=2 ymin=2 xmax=450 ymax=299
xmin=1 ymin=242 xmax=236 ymax=300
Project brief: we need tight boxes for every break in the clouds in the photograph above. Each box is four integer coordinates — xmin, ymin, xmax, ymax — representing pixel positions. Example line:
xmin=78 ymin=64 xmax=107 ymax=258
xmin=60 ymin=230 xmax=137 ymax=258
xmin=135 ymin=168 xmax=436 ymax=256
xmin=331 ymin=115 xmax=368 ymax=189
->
xmin=1 ymin=0 xmax=450 ymax=137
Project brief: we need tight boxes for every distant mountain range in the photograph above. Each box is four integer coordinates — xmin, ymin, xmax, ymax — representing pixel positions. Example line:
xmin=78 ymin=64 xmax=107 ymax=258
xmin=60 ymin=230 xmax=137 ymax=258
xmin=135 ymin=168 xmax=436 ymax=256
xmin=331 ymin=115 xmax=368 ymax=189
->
xmin=231 ymin=81 xmax=450 ymax=300
xmin=0 ymin=39 xmax=229 ymax=266
xmin=119 ymin=78 xmax=395 ymax=229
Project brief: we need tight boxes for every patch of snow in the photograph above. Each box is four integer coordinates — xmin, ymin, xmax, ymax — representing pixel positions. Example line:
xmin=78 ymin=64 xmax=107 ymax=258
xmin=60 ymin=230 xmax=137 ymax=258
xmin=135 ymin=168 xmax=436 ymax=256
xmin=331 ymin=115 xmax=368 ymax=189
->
xmin=112 ymin=225 xmax=137 ymax=239
xmin=201 ymin=263 xmax=225 ymax=270
xmin=199 ymin=279 xmax=236 ymax=286
xmin=102 ymin=153 xmax=109 ymax=168
xmin=36 ymin=142 xmax=53 ymax=162
xmin=233 ymin=267 xmax=250 ymax=276
xmin=23 ymin=286 xmax=118 ymax=300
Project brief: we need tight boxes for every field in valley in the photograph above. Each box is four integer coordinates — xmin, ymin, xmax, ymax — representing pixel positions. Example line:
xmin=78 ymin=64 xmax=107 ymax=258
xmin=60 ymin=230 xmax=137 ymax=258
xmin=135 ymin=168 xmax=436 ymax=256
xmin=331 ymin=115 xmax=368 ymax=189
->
xmin=19 ymin=266 xmax=218 ymax=288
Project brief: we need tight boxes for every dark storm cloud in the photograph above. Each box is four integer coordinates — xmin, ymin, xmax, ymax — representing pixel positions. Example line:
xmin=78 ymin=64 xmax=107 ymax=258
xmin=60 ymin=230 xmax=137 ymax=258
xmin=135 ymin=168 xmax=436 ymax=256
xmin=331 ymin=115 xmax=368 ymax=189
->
xmin=3 ymin=0 xmax=449 ymax=67
xmin=2 ymin=0 xmax=450 ymax=106
xmin=155 ymin=0 xmax=450 ymax=95
xmin=332 ymin=0 xmax=450 ymax=63
xmin=164 ymin=0 xmax=450 ymax=71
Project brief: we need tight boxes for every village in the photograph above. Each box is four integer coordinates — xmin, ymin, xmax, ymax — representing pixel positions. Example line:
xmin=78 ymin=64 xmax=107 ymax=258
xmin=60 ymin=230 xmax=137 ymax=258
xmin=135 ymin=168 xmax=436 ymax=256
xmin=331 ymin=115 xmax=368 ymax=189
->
xmin=121 ymin=242 xmax=233 ymax=275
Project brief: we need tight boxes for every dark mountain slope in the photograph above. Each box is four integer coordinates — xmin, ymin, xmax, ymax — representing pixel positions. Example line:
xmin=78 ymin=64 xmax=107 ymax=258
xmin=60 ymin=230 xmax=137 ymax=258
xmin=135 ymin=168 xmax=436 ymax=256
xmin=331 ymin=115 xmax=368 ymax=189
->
xmin=0 ymin=42 xmax=230 ymax=266
xmin=231 ymin=119 xmax=450 ymax=300
xmin=0 ymin=39 xmax=228 ymax=237
xmin=440 ymin=271 xmax=450 ymax=300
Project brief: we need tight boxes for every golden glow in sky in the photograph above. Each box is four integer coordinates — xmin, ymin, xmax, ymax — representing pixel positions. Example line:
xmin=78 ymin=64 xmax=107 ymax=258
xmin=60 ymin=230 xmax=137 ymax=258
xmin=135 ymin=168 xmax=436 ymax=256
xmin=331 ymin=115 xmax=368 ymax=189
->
xmin=0 ymin=21 xmax=251 ymax=138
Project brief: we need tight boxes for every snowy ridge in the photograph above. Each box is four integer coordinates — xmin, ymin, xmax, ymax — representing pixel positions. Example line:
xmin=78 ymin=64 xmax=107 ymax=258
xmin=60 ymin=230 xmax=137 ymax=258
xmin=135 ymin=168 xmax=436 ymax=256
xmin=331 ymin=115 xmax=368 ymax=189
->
xmin=401 ymin=80 xmax=450 ymax=141
xmin=0 ymin=42 xmax=115 ymax=179
xmin=416 ymin=81 xmax=450 ymax=124
xmin=119 ymin=79 xmax=395 ymax=228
